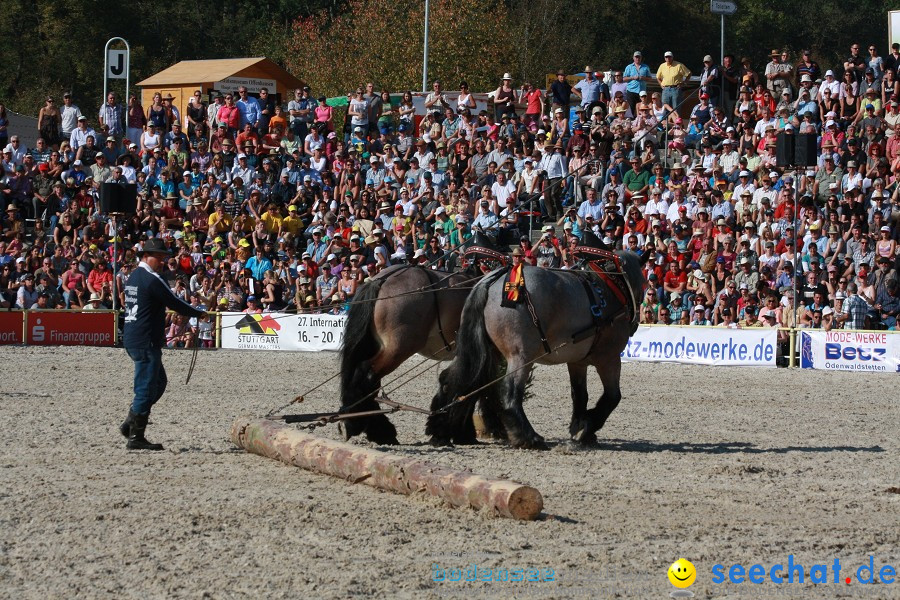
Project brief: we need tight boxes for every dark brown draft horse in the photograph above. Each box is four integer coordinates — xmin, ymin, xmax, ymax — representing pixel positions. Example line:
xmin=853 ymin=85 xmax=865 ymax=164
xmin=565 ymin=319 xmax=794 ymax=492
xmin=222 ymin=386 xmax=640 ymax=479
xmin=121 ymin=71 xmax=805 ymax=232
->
xmin=339 ymin=233 xmax=508 ymax=444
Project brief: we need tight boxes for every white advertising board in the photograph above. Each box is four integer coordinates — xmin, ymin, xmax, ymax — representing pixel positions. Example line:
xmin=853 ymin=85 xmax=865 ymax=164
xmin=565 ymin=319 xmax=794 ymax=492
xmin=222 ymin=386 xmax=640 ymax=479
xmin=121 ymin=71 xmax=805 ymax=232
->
xmin=622 ymin=325 xmax=778 ymax=367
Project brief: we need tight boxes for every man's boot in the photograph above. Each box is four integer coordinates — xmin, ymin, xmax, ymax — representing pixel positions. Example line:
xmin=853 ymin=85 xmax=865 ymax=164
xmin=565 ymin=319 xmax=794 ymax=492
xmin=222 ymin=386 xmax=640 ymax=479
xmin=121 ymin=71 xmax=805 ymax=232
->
xmin=126 ymin=413 xmax=164 ymax=451
xmin=120 ymin=409 xmax=136 ymax=438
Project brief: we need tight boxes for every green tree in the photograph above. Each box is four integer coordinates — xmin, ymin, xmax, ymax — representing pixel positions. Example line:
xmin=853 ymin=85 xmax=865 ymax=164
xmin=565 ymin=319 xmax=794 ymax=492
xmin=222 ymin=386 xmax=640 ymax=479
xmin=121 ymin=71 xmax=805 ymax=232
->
xmin=281 ymin=0 xmax=514 ymax=98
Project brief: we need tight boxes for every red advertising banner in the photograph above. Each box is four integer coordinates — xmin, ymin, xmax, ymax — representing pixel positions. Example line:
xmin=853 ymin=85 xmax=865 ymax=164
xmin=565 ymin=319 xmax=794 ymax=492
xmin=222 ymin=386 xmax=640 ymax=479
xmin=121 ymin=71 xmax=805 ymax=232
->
xmin=0 ymin=311 xmax=24 ymax=344
xmin=24 ymin=311 xmax=116 ymax=347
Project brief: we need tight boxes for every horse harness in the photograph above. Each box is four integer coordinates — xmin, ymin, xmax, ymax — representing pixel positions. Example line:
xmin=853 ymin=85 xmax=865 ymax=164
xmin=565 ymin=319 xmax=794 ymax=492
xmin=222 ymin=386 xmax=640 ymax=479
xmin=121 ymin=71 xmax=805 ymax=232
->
xmin=463 ymin=242 xmax=507 ymax=272
xmin=574 ymin=246 xmax=635 ymax=322
xmin=498 ymin=248 xmax=636 ymax=356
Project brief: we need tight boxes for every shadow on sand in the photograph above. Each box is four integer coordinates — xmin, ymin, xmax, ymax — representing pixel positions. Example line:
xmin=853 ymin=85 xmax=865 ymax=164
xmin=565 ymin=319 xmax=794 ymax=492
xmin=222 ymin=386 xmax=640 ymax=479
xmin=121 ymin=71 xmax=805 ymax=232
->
xmin=592 ymin=439 xmax=885 ymax=454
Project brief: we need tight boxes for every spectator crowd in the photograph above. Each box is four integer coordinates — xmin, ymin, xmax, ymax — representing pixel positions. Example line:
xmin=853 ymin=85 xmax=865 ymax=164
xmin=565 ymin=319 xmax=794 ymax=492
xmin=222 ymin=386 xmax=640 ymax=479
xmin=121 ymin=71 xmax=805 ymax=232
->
xmin=1 ymin=42 xmax=899 ymax=349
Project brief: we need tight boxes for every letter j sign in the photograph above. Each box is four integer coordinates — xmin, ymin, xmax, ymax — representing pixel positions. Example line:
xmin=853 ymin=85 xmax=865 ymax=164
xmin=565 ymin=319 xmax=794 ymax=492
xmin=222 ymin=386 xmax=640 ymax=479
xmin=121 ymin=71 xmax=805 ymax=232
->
xmin=107 ymin=50 xmax=128 ymax=79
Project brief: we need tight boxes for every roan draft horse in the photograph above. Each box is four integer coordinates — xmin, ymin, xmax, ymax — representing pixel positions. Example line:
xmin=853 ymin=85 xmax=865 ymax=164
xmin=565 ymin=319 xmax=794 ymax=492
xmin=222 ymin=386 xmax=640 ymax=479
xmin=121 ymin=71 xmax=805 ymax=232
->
xmin=426 ymin=250 xmax=647 ymax=449
xmin=339 ymin=234 xmax=507 ymax=444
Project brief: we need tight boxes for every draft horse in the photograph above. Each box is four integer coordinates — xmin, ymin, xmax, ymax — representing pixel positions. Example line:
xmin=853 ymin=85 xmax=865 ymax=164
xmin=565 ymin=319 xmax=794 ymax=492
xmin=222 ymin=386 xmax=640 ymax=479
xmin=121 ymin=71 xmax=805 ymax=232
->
xmin=426 ymin=251 xmax=646 ymax=449
xmin=339 ymin=234 xmax=507 ymax=444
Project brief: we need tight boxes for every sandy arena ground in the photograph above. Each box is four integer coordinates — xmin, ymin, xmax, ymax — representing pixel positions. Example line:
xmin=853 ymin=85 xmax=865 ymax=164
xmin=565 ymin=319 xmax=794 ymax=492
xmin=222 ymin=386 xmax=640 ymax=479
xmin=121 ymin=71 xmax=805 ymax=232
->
xmin=1 ymin=345 xmax=898 ymax=599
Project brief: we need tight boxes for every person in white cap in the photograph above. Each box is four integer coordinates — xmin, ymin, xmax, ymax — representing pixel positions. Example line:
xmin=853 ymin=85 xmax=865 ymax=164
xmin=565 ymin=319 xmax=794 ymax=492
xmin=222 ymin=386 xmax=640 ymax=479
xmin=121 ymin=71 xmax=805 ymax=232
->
xmin=411 ymin=247 xmax=428 ymax=265
xmin=818 ymin=69 xmax=840 ymax=100
xmin=699 ymin=54 xmax=721 ymax=107
xmin=733 ymin=169 xmax=756 ymax=199
xmin=68 ymin=114 xmax=96 ymax=151
xmin=656 ymin=52 xmax=691 ymax=108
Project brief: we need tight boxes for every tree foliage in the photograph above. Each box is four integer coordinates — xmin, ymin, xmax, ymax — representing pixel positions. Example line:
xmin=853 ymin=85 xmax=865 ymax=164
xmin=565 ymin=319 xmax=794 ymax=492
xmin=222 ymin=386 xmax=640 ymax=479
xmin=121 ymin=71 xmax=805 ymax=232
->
xmin=0 ymin=0 xmax=337 ymax=116
xmin=0 ymin=0 xmax=894 ymax=118
xmin=282 ymin=0 xmax=514 ymax=97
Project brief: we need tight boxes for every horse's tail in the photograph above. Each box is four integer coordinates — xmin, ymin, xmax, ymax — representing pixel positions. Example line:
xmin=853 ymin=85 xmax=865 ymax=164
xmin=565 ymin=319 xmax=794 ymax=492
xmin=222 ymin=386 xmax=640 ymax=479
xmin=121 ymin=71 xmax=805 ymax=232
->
xmin=340 ymin=275 xmax=384 ymax=405
xmin=339 ymin=274 xmax=400 ymax=443
xmin=427 ymin=268 xmax=507 ymax=443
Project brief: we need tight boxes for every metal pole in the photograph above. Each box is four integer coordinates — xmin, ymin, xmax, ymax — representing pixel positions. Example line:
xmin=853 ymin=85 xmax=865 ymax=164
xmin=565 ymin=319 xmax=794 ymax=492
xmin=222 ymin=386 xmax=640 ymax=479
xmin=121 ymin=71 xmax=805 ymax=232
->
xmin=111 ymin=215 xmax=118 ymax=312
xmin=792 ymin=183 xmax=798 ymax=333
xmin=720 ymin=15 xmax=725 ymax=66
xmin=103 ymin=38 xmax=111 ymax=107
xmin=422 ymin=0 xmax=430 ymax=92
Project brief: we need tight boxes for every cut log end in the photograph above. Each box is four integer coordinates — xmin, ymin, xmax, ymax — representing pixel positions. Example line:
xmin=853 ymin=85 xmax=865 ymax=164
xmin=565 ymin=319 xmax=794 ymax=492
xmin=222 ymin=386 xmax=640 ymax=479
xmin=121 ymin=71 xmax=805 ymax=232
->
xmin=506 ymin=485 xmax=544 ymax=521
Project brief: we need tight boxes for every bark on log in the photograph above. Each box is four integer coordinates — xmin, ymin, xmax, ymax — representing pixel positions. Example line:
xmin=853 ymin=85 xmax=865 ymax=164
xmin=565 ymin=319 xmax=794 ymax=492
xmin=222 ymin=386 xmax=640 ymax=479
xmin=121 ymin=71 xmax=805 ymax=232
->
xmin=230 ymin=417 xmax=543 ymax=520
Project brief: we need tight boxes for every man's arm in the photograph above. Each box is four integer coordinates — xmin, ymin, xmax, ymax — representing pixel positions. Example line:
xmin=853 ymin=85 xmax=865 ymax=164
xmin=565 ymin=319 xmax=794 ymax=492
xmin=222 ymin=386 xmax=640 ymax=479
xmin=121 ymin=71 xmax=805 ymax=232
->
xmin=150 ymin=273 xmax=206 ymax=319
xmin=571 ymin=81 xmax=582 ymax=98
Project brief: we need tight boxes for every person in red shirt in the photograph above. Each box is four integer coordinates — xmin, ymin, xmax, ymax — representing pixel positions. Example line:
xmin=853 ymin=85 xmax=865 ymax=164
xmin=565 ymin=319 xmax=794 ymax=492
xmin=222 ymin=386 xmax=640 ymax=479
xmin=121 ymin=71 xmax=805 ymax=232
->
xmin=663 ymin=260 xmax=688 ymax=303
xmin=300 ymin=252 xmax=319 ymax=280
xmin=87 ymin=257 xmax=114 ymax=304
xmin=624 ymin=205 xmax=648 ymax=237
xmin=773 ymin=189 xmax=795 ymax=221
xmin=736 ymin=283 xmax=757 ymax=317
xmin=519 ymin=82 xmax=545 ymax=129
xmin=158 ymin=195 xmax=184 ymax=227
xmin=209 ymin=124 xmax=234 ymax=154
xmin=235 ymin=123 xmax=260 ymax=154
xmin=518 ymin=236 xmax=537 ymax=266
xmin=216 ymin=94 xmax=240 ymax=135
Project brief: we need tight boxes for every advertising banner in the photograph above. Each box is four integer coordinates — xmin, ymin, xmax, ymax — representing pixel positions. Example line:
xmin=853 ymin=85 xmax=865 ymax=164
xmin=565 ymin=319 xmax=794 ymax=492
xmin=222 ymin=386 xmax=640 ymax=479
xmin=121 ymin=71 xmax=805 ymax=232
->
xmin=213 ymin=77 xmax=277 ymax=94
xmin=24 ymin=311 xmax=116 ymax=346
xmin=621 ymin=325 xmax=778 ymax=367
xmin=219 ymin=312 xmax=346 ymax=352
xmin=800 ymin=330 xmax=900 ymax=373
xmin=0 ymin=311 xmax=24 ymax=344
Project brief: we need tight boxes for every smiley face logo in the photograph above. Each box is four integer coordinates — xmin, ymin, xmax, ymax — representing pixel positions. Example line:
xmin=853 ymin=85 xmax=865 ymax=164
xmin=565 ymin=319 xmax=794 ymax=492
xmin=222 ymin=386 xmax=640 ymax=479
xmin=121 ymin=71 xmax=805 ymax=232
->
xmin=668 ymin=558 xmax=696 ymax=588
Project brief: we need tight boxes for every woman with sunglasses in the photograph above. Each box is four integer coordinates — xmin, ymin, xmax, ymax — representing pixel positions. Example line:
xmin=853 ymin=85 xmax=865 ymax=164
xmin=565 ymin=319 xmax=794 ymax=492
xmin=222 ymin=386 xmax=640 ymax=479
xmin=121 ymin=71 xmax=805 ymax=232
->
xmin=37 ymin=97 xmax=62 ymax=147
xmin=186 ymin=91 xmax=207 ymax=139
xmin=146 ymin=92 xmax=168 ymax=131
xmin=866 ymin=45 xmax=884 ymax=80
xmin=456 ymin=82 xmax=476 ymax=114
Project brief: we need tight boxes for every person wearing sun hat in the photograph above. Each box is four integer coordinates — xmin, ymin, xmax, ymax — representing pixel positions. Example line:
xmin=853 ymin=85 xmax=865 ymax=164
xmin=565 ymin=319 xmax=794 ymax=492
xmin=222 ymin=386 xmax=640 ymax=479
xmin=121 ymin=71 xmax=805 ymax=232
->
xmin=120 ymin=238 xmax=207 ymax=451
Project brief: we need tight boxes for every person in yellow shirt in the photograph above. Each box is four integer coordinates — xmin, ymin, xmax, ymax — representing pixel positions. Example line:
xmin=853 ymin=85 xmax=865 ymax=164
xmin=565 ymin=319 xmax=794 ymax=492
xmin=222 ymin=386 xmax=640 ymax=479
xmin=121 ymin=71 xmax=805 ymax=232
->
xmin=207 ymin=203 xmax=233 ymax=236
xmin=237 ymin=213 xmax=256 ymax=234
xmin=260 ymin=202 xmax=283 ymax=235
xmin=280 ymin=205 xmax=304 ymax=239
xmin=656 ymin=51 xmax=692 ymax=110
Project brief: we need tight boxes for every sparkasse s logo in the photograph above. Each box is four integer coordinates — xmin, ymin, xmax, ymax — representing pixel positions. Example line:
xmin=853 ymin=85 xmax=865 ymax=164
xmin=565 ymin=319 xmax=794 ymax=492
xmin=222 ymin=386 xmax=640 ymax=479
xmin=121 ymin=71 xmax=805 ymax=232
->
xmin=32 ymin=318 xmax=45 ymax=342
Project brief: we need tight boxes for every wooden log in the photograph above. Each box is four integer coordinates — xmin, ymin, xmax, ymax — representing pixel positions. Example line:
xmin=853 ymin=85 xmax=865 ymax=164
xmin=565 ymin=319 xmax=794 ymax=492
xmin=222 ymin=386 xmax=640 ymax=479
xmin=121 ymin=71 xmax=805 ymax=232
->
xmin=230 ymin=417 xmax=543 ymax=520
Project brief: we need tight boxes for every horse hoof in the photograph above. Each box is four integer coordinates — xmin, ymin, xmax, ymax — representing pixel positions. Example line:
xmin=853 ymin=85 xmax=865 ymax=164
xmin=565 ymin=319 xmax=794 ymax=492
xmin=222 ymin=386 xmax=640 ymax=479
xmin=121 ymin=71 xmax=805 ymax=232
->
xmin=511 ymin=436 xmax=548 ymax=450
xmin=452 ymin=435 xmax=481 ymax=446
xmin=571 ymin=432 xmax=597 ymax=447
xmin=366 ymin=431 xmax=399 ymax=445
xmin=429 ymin=435 xmax=453 ymax=447
xmin=370 ymin=436 xmax=399 ymax=446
